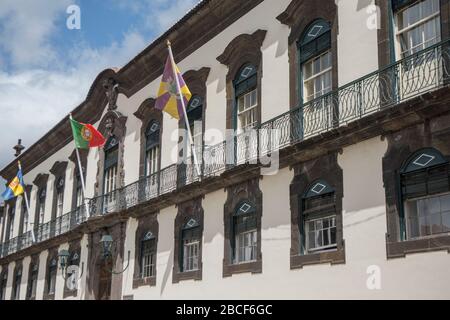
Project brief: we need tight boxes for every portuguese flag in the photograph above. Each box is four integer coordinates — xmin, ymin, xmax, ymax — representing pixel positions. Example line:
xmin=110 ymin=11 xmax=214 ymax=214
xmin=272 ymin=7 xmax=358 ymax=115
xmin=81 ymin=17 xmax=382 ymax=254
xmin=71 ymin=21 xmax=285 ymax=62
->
xmin=70 ymin=116 xmax=106 ymax=149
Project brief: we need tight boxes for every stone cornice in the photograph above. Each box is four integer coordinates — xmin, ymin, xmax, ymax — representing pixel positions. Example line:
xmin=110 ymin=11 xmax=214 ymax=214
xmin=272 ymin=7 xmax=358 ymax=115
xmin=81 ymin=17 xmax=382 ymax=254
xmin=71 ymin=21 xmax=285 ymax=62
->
xmin=216 ymin=30 xmax=267 ymax=66
xmin=32 ymin=173 xmax=49 ymax=188
xmin=133 ymin=98 xmax=157 ymax=121
xmin=49 ymin=161 xmax=68 ymax=178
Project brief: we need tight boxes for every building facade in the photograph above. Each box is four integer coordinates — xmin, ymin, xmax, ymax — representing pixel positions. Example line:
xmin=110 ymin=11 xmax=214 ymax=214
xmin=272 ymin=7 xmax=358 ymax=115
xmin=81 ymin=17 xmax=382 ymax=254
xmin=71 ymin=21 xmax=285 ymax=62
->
xmin=1 ymin=0 xmax=450 ymax=300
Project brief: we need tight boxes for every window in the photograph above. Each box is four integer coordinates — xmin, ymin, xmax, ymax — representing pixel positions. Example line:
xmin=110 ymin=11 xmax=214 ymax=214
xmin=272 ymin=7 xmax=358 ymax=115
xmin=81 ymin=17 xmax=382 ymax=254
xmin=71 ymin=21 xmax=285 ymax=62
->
xmin=37 ymin=188 xmax=46 ymax=225
xmin=73 ymin=167 xmax=85 ymax=224
xmin=0 ymin=272 xmax=7 ymax=301
xmin=103 ymin=136 xmax=119 ymax=211
xmin=306 ymin=215 xmax=337 ymax=252
xmin=186 ymin=96 xmax=203 ymax=162
xmin=55 ymin=177 xmax=65 ymax=218
xmin=395 ymin=0 xmax=441 ymax=58
xmin=145 ymin=120 xmax=160 ymax=177
xmin=8 ymin=205 xmax=15 ymax=240
xmin=181 ymin=219 xmax=201 ymax=272
xmin=233 ymin=201 xmax=257 ymax=264
xmin=400 ymin=148 xmax=450 ymax=240
xmin=75 ymin=172 xmax=83 ymax=209
xmin=140 ymin=232 xmax=156 ymax=278
xmin=301 ymin=180 xmax=337 ymax=254
xmin=302 ymin=51 xmax=332 ymax=102
xmin=104 ymin=136 xmax=119 ymax=194
xmin=22 ymin=200 xmax=29 ymax=234
xmin=299 ymin=20 xmax=332 ymax=103
xmin=12 ymin=267 xmax=22 ymax=300
xmin=234 ymin=65 xmax=258 ymax=132
xmin=405 ymin=193 xmax=450 ymax=238
xmin=26 ymin=263 xmax=38 ymax=299
xmin=46 ymin=258 xmax=57 ymax=295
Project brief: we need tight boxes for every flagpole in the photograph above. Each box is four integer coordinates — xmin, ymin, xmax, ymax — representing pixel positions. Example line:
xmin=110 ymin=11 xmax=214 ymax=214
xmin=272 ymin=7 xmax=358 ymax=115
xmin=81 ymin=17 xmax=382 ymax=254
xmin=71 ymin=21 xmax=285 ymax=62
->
xmin=166 ymin=40 xmax=202 ymax=179
xmin=69 ymin=114 xmax=91 ymax=219
xmin=17 ymin=161 xmax=36 ymax=243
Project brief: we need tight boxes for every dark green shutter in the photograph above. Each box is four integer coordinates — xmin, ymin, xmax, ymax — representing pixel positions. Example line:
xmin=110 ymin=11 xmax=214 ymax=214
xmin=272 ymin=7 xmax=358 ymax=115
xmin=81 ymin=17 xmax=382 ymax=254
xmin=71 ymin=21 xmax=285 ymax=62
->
xmin=392 ymin=0 xmax=417 ymax=12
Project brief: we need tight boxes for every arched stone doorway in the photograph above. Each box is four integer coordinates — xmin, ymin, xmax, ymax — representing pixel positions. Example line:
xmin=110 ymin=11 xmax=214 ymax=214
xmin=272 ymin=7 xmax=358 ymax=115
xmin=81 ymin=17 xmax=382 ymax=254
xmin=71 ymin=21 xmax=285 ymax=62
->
xmin=86 ymin=222 xmax=126 ymax=300
xmin=97 ymin=258 xmax=113 ymax=300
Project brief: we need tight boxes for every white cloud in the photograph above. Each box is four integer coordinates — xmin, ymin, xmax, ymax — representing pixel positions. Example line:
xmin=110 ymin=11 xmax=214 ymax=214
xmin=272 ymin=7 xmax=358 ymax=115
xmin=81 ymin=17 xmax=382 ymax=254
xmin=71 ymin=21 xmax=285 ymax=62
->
xmin=0 ymin=31 xmax=148 ymax=171
xmin=0 ymin=0 xmax=199 ymax=200
xmin=0 ymin=0 xmax=72 ymax=69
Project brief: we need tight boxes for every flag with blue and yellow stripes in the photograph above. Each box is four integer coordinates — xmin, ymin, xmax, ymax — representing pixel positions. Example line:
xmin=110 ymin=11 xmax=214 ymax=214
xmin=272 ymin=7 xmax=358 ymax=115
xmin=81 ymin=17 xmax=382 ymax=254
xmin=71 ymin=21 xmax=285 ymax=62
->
xmin=2 ymin=166 xmax=25 ymax=201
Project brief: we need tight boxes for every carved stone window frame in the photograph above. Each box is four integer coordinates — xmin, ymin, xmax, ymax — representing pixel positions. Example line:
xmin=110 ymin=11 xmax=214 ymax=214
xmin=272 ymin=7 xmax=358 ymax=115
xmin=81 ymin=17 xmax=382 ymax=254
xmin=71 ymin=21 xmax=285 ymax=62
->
xmin=223 ymin=178 xmax=263 ymax=277
xmin=134 ymin=99 xmax=163 ymax=179
xmin=63 ymin=238 xmax=82 ymax=299
xmin=26 ymin=254 xmax=39 ymax=300
xmin=10 ymin=259 xmax=23 ymax=300
xmin=33 ymin=173 xmax=49 ymax=229
xmin=18 ymin=185 xmax=32 ymax=236
xmin=133 ymin=213 xmax=159 ymax=289
xmin=277 ymin=0 xmax=339 ymax=110
xmin=290 ymin=152 xmax=346 ymax=269
xmin=43 ymin=247 xmax=58 ymax=300
xmin=173 ymin=197 xmax=204 ymax=283
xmin=0 ymin=265 xmax=8 ymax=301
xmin=4 ymin=198 xmax=17 ymax=241
xmin=49 ymin=161 xmax=68 ymax=225
xmin=0 ymin=207 xmax=5 ymax=245
xmin=376 ymin=0 xmax=450 ymax=69
xmin=95 ymin=111 xmax=127 ymax=197
xmin=217 ymin=30 xmax=267 ymax=131
xmin=383 ymin=122 xmax=450 ymax=258
xmin=69 ymin=149 xmax=88 ymax=211
xmin=177 ymin=68 xmax=210 ymax=186
xmin=86 ymin=222 xmax=126 ymax=300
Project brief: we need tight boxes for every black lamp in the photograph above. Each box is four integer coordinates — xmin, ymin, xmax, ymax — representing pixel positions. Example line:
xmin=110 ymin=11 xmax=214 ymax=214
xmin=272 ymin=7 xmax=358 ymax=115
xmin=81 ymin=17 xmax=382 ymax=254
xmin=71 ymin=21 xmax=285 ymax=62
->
xmin=99 ymin=234 xmax=130 ymax=274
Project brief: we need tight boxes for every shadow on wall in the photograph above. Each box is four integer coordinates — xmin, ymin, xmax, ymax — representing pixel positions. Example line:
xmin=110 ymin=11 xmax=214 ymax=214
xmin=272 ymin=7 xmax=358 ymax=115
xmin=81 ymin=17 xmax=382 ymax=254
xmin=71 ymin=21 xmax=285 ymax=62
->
xmin=338 ymin=138 xmax=388 ymax=213
xmin=160 ymin=246 xmax=174 ymax=297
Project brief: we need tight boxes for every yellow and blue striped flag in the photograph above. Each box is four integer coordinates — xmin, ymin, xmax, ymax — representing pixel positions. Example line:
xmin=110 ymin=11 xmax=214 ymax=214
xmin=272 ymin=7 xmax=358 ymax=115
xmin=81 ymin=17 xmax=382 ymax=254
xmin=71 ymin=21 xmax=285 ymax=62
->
xmin=2 ymin=166 xmax=25 ymax=201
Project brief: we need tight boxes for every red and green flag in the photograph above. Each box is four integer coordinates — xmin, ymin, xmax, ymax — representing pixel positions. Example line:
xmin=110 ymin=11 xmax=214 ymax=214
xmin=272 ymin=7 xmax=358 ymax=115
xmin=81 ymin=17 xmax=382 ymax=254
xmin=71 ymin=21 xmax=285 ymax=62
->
xmin=70 ymin=116 xmax=106 ymax=149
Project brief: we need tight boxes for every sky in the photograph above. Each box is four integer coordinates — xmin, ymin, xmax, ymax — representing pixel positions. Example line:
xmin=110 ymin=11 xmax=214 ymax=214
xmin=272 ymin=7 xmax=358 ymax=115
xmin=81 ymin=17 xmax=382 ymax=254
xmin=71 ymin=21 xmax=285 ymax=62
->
xmin=0 ymin=0 xmax=200 ymax=199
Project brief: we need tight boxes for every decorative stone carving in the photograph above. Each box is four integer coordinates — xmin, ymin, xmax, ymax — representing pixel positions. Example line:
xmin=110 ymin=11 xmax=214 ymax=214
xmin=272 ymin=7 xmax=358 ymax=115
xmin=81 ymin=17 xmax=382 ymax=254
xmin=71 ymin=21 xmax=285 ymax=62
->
xmin=289 ymin=152 xmax=346 ymax=269
xmin=277 ymin=0 xmax=338 ymax=109
xmin=133 ymin=213 xmax=159 ymax=289
xmin=223 ymin=178 xmax=262 ymax=277
xmin=383 ymin=120 xmax=450 ymax=258
xmin=95 ymin=111 xmax=128 ymax=196
xmin=134 ymin=99 xmax=163 ymax=179
xmin=173 ymin=197 xmax=204 ymax=283
xmin=103 ymin=78 xmax=119 ymax=111
xmin=217 ymin=30 xmax=267 ymax=131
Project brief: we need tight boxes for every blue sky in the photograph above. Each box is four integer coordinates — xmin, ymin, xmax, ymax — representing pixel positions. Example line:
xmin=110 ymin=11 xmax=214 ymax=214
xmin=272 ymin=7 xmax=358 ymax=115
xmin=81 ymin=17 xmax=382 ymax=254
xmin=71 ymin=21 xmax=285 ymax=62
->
xmin=0 ymin=0 xmax=199 ymax=199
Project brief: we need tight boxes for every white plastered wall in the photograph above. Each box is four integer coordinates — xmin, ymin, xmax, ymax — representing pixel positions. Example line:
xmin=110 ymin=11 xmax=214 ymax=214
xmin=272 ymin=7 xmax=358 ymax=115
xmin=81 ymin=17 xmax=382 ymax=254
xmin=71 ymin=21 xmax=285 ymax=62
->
xmin=117 ymin=137 xmax=450 ymax=300
xmin=337 ymin=0 xmax=380 ymax=85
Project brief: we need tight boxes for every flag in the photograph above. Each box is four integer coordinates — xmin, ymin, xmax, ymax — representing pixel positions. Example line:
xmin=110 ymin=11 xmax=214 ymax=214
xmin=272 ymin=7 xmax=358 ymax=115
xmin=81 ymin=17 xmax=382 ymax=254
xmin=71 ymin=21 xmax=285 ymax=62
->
xmin=155 ymin=56 xmax=192 ymax=120
xmin=2 ymin=167 xmax=25 ymax=201
xmin=70 ymin=117 xmax=106 ymax=149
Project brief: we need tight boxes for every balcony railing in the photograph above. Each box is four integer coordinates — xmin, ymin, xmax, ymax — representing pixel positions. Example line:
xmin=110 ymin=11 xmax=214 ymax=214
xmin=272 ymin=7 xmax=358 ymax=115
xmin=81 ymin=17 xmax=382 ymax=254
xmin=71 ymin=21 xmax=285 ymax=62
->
xmin=1 ymin=39 xmax=449 ymax=259
xmin=0 ymin=207 xmax=88 ymax=258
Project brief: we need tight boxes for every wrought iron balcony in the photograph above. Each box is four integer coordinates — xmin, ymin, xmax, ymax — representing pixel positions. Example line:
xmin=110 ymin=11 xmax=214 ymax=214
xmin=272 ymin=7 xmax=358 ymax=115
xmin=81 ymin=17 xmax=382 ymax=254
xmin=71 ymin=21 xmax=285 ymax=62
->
xmin=1 ymin=39 xmax=449 ymax=259
xmin=0 ymin=207 xmax=88 ymax=258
